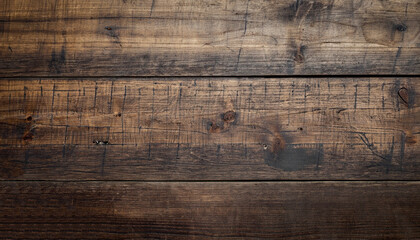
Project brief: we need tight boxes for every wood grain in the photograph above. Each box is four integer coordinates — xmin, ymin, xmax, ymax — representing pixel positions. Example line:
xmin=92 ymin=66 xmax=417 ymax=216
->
xmin=0 ymin=78 xmax=418 ymax=180
xmin=1 ymin=0 xmax=419 ymax=76
xmin=0 ymin=181 xmax=419 ymax=239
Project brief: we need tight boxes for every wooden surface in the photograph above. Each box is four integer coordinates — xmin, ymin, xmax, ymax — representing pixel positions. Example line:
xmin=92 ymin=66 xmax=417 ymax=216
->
xmin=0 ymin=78 xmax=419 ymax=180
xmin=1 ymin=181 xmax=419 ymax=239
xmin=1 ymin=0 xmax=420 ymax=76
xmin=1 ymin=0 xmax=420 ymax=239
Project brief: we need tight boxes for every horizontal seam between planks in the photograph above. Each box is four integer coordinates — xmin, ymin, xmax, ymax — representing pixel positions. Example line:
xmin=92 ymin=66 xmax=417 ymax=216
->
xmin=0 ymin=180 xmax=419 ymax=183
xmin=0 ymin=74 xmax=419 ymax=79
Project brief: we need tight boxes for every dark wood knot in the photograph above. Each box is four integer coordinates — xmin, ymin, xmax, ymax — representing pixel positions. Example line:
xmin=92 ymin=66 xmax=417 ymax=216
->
xmin=222 ymin=110 xmax=236 ymax=123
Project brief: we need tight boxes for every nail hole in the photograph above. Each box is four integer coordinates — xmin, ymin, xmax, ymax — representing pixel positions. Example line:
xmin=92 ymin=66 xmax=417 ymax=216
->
xmin=396 ymin=24 xmax=407 ymax=32
xmin=105 ymin=26 xmax=112 ymax=30
xmin=93 ymin=140 xmax=109 ymax=145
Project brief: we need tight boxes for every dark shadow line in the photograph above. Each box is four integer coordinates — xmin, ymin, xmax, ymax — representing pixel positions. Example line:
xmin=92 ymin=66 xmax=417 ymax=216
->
xmin=0 ymin=74 xmax=419 ymax=80
xmin=0 ymin=179 xmax=419 ymax=183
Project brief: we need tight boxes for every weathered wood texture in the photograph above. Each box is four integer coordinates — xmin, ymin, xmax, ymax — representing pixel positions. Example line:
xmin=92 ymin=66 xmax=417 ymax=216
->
xmin=1 ymin=78 xmax=418 ymax=180
xmin=0 ymin=181 xmax=419 ymax=239
xmin=1 ymin=0 xmax=419 ymax=76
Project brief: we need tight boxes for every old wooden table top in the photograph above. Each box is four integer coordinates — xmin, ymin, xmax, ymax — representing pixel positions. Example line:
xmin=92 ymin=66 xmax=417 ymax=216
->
xmin=1 ymin=0 xmax=419 ymax=239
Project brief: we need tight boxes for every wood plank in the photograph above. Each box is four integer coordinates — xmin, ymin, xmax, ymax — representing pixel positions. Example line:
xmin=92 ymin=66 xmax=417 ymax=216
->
xmin=0 ymin=181 xmax=419 ymax=239
xmin=1 ymin=0 xmax=419 ymax=76
xmin=0 ymin=78 xmax=419 ymax=180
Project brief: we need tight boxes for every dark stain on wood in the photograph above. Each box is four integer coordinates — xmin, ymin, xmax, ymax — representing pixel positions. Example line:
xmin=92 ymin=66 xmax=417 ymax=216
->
xmin=206 ymin=120 xmax=223 ymax=134
xmin=0 ymin=20 xmax=4 ymax=35
xmin=48 ymin=46 xmax=66 ymax=74
xmin=395 ymin=23 xmax=407 ymax=32
xmin=282 ymin=1 xmax=331 ymax=22
xmin=0 ymin=150 xmax=25 ymax=179
xmin=22 ymin=117 xmax=35 ymax=142
xmin=0 ymin=162 xmax=24 ymax=179
xmin=294 ymin=45 xmax=306 ymax=64
xmin=263 ymin=131 xmax=323 ymax=171
xmin=264 ymin=145 xmax=323 ymax=171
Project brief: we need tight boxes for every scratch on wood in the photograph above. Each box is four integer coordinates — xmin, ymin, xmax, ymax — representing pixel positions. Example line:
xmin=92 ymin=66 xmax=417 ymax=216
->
xmin=101 ymin=144 xmax=107 ymax=176
xmin=101 ymin=127 xmax=111 ymax=176
xmin=62 ymin=91 xmax=70 ymax=159
xmin=121 ymin=86 xmax=127 ymax=148
xmin=109 ymin=81 xmax=114 ymax=113
xmin=48 ymin=46 xmax=66 ymax=74
xmin=176 ymin=125 xmax=181 ymax=160
xmin=50 ymin=84 xmax=56 ymax=143
xmin=236 ymin=48 xmax=242 ymax=71
xmin=138 ymin=88 xmax=142 ymax=132
xmin=243 ymin=0 xmax=250 ymax=35
xmin=24 ymin=149 xmax=30 ymax=170
xmin=400 ymin=132 xmax=405 ymax=171
xmin=358 ymin=132 xmax=394 ymax=173
xmin=398 ymin=87 xmax=413 ymax=108
xmin=150 ymin=0 xmax=155 ymax=17
xmin=93 ymin=82 xmax=98 ymax=109
xmin=392 ymin=47 xmax=402 ymax=73
xmin=148 ymin=87 xmax=155 ymax=160
xmin=354 ymin=84 xmax=358 ymax=109
xmin=381 ymin=83 xmax=385 ymax=109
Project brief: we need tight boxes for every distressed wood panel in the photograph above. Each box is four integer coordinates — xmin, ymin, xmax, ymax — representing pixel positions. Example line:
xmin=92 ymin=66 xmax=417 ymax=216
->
xmin=0 ymin=181 xmax=419 ymax=239
xmin=1 ymin=0 xmax=419 ymax=76
xmin=0 ymin=78 xmax=418 ymax=180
